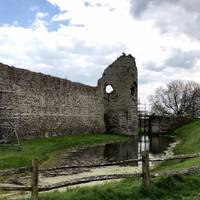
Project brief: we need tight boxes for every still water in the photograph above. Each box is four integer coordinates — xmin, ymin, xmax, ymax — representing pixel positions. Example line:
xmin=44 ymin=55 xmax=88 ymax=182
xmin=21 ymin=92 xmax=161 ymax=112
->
xmin=60 ymin=135 xmax=174 ymax=166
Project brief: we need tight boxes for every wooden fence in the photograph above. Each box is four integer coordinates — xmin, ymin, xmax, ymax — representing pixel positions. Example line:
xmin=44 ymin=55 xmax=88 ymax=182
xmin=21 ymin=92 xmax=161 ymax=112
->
xmin=1 ymin=151 xmax=200 ymax=200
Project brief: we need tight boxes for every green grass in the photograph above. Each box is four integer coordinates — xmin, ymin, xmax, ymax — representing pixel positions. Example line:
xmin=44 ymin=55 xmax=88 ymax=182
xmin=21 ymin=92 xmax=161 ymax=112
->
xmin=5 ymin=119 xmax=200 ymax=200
xmin=154 ymin=119 xmax=200 ymax=172
xmin=22 ymin=173 xmax=200 ymax=200
xmin=169 ymin=119 xmax=200 ymax=154
xmin=0 ymin=134 xmax=126 ymax=169
xmin=19 ymin=119 xmax=200 ymax=200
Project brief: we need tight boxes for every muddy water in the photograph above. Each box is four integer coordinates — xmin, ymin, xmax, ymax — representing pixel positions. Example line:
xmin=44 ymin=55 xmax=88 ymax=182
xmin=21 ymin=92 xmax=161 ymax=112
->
xmin=58 ymin=135 xmax=174 ymax=166
xmin=38 ymin=135 xmax=174 ymax=187
xmin=1 ymin=135 xmax=174 ymax=199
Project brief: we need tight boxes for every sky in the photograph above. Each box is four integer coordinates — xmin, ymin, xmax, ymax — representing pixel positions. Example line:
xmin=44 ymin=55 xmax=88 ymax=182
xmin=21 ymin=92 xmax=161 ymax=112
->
xmin=0 ymin=0 xmax=200 ymax=105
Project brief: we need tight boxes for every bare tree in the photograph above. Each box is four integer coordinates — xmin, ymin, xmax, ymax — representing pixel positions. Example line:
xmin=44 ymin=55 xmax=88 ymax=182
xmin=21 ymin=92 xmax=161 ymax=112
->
xmin=192 ymin=86 xmax=200 ymax=116
xmin=149 ymin=80 xmax=200 ymax=116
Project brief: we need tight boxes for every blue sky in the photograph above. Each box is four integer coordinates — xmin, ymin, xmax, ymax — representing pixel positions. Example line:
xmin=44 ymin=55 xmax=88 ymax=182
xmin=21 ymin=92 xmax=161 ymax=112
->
xmin=0 ymin=0 xmax=200 ymax=104
xmin=0 ymin=0 xmax=68 ymax=31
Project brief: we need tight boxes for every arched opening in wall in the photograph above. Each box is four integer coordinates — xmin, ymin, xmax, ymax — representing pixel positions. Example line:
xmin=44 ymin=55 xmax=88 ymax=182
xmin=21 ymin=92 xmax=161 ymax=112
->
xmin=130 ymin=81 xmax=137 ymax=96
xmin=105 ymin=85 xmax=114 ymax=94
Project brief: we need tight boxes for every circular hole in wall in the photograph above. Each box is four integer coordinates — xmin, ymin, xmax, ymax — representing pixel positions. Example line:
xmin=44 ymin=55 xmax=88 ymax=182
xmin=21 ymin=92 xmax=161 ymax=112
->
xmin=105 ymin=85 xmax=114 ymax=94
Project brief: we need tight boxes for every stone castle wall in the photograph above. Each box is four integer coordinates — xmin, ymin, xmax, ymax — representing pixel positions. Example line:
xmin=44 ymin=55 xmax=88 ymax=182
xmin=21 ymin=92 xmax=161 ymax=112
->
xmin=98 ymin=55 xmax=138 ymax=135
xmin=0 ymin=54 xmax=138 ymax=139
xmin=149 ymin=115 xmax=192 ymax=134
xmin=139 ymin=115 xmax=192 ymax=135
xmin=0 ymin=64 xmax=105 ymax=138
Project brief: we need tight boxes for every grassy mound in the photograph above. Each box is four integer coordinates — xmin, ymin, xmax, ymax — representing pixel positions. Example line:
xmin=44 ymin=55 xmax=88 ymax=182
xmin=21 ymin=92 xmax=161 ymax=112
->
xmin=155 ymin=119 xmax=200 ymax=172
xmin=172 ymin=119 xmax=200 ymax=154
xmin=0 ymin=134 xmax=125 ymax=169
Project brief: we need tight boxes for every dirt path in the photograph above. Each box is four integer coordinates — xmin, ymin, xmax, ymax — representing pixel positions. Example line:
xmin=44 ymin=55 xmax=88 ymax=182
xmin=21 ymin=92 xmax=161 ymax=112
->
xmin=0 ymin=139 xmax=178 ymax=200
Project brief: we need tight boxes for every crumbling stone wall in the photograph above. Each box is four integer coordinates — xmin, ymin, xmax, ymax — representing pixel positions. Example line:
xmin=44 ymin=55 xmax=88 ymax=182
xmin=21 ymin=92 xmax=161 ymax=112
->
xmin=98 ymin=55 xmax=138 ymax=135
xmin=0 ymin=64 xmax=105 ymax=138
xmin=0 ymin=54 xmax=138 ymax=138
xmin=149 ymin=115 xmax=192 ymax=134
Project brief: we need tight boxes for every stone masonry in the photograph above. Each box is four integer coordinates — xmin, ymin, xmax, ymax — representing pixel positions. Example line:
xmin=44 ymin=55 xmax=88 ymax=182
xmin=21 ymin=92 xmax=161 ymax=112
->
xmin=0 ymin=54 xmax=138 ymax=139
xmin=98 ymin=54 xmax=138 ymax=135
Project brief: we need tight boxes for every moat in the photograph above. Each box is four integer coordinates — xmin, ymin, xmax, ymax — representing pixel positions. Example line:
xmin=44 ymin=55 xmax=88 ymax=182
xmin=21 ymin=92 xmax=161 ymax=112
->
xmin=59 ymin=135 xmax=174 ymax=167
xmin=0 ymin=135 xmax=175 ymax=199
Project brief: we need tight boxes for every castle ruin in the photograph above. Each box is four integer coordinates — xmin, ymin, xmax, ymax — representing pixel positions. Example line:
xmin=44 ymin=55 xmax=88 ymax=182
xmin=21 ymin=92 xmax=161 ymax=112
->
xmin=0 ymin=54 xmax=138 ymax=139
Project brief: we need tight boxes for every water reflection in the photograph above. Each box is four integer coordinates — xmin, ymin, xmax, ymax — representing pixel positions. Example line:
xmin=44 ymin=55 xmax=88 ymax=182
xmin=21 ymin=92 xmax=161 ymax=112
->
xmin=61 ymin=135 xmax=173 ymax=166
xmin=138 ymin=135 xmax=150 ymax=155
xmin=104 ymin=137 xmax=138 ymax=162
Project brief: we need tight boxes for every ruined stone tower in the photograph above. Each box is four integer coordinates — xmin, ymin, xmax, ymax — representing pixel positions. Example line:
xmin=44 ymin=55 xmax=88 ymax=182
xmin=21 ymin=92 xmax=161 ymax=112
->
xmin=98 ymin=54 xmax=138 ymax=135
xmin=0 ymin=54 xmax=138 ymax=139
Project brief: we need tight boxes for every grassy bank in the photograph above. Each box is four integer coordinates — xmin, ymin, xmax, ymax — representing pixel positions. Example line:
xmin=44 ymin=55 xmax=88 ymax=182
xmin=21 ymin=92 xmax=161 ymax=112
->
xmin=0 ymin=134 xmax=125 ymax=169
xmin=22 ymin=173 xmax=200 ymax=200
xmin=170 ymin=118 xmax=200 ymax=154
xmin=22 ymin=119 xmax=200 ymax=200
xmin=154 ymin=118 xmax=200 ymax=172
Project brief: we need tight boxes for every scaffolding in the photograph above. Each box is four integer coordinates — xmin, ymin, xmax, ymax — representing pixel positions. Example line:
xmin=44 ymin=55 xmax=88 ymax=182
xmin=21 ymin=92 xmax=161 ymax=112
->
xmin=138 ymin=98 xmax=150 ymax=134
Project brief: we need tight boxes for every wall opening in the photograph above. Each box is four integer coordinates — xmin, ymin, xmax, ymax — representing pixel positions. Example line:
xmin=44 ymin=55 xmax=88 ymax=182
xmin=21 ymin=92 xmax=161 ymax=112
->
xmin=130 ymin=81 xmax=137 ymax=96
xmin=105 ymin=85 xmax=113 ymax=94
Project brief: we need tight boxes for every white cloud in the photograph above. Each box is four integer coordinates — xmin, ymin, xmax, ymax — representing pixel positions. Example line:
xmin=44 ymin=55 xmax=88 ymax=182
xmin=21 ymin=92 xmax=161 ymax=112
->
xmin=36 ymin=12 xmax=48 ymax=19
xmin=130 ymin=0 xmax=200 ymax=40
xmin=0 ymin=0 xmax=200 ymax=106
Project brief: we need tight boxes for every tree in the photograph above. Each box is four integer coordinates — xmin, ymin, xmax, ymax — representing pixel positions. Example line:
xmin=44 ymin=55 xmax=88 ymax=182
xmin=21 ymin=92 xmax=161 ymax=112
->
xmin=149 ymin=80 xmax=200 ymax=116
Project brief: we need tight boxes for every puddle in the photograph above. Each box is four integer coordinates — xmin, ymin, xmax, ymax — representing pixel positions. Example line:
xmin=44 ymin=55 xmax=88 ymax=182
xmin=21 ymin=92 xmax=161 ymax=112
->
xmin=58 ymin=135 xmax=174 ymax=166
